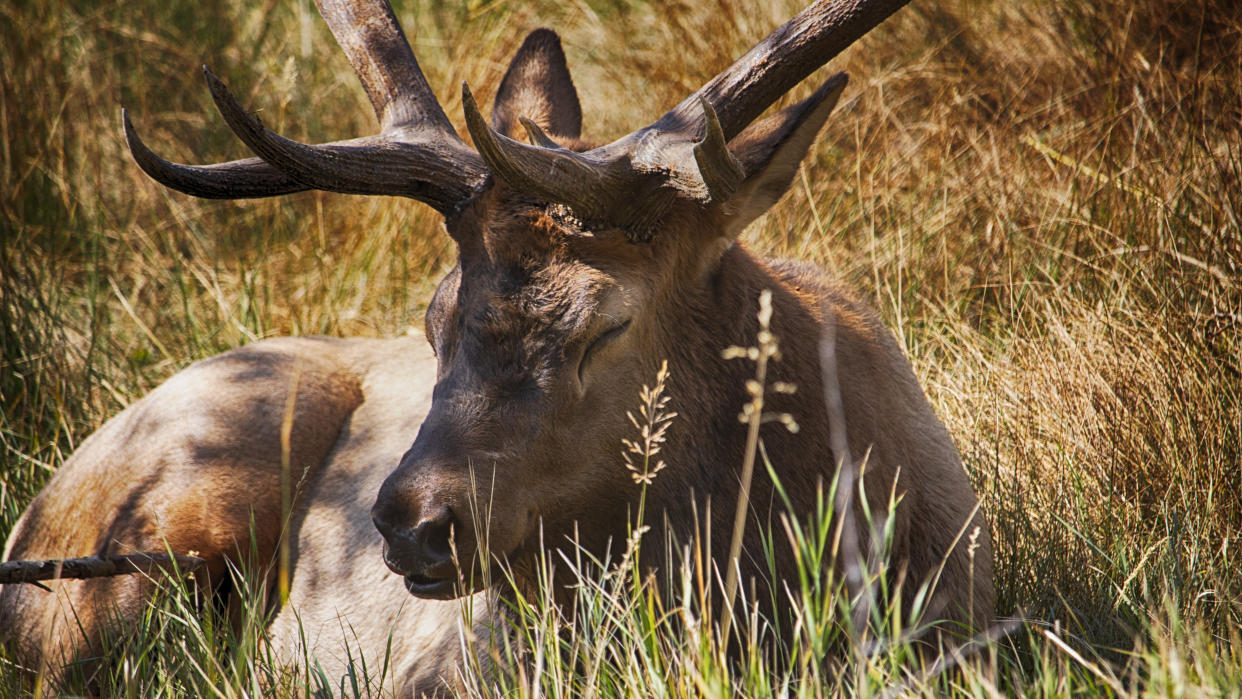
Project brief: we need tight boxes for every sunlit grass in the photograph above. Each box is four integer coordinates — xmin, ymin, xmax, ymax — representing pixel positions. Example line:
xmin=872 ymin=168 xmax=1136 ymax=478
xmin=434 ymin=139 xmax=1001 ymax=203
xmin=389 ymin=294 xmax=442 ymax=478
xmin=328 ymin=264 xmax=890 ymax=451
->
xmin=3 ymin=0 xmax=1240 ymax=695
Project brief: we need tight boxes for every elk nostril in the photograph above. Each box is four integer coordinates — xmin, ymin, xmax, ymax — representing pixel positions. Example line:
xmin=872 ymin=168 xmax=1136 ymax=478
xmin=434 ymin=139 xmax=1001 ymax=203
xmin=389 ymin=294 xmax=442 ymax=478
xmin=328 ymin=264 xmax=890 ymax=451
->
xmin=371 ymin=509 xmax=398 ymax=540
xmin=412 ymin=507 xmax=455 ymax=561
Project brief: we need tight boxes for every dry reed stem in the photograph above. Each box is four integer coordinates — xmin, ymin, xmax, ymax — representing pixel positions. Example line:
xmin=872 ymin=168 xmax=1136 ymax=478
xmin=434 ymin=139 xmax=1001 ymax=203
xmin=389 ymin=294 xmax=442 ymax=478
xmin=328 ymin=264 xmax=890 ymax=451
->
xmin=719 ymin=289 xmax=777 ymax=646
xmin=819 ymin=307 xmax=873 ymax=648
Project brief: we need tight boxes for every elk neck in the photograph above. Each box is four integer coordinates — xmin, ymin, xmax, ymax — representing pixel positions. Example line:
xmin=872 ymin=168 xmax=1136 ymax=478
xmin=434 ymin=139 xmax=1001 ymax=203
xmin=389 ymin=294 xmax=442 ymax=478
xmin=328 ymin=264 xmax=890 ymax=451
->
xmin=641 ymin=241 xmax=836 ymax=579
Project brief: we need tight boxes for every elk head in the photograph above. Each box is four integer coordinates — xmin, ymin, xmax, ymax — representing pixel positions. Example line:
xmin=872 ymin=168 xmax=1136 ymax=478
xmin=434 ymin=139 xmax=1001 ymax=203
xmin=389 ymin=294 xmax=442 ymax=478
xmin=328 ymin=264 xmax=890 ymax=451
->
xmin=124 ymin=0 xmax=911 ymax=600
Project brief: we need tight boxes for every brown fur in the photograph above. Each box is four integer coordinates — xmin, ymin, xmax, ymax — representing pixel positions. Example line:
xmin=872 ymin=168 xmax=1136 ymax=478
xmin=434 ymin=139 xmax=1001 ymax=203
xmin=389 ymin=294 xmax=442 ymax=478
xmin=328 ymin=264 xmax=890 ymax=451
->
xmin=377 ymin=187 xmax=993 ymax=636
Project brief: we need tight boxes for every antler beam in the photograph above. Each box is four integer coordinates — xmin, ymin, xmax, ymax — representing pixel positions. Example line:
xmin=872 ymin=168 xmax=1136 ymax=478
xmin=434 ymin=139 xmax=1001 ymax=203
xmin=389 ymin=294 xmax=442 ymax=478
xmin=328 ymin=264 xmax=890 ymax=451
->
xmin=312 ymin=0 xmax=455 ymax=134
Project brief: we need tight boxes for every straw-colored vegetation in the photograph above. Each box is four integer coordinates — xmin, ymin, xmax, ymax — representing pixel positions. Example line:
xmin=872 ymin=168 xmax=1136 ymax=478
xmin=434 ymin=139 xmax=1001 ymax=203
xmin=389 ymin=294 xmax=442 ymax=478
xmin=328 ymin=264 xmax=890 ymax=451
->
xmin=2 ymin=0 xmax=1239 ymax=695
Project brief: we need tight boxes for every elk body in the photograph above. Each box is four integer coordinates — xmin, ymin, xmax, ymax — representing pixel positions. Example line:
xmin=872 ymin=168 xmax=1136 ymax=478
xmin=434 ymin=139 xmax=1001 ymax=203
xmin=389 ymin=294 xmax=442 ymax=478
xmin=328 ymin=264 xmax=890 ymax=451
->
xmin=1 ymin=0 xmax=993 ymax=692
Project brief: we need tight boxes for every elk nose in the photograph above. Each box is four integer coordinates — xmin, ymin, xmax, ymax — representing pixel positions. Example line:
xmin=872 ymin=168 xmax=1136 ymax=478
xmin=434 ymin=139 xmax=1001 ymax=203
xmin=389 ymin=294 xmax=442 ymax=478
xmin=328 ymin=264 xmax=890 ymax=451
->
xmin=372 ymin=504 xmax=456 ymax=575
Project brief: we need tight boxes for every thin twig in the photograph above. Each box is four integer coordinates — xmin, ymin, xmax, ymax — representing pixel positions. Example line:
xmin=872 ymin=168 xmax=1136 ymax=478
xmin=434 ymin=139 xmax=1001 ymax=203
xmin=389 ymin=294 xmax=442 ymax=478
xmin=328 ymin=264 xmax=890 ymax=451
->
xmin=0 ymin=553 xmax=205 ymax=585
xmin=819 ymin=309 xmax=873 ymax=644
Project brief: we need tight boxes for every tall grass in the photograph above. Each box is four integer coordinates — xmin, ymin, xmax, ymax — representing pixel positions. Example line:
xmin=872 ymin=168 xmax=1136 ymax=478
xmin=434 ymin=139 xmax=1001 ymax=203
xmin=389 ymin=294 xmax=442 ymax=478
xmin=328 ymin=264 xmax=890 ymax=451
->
xmin=2 ymin=0 xmax=1239 ymax=694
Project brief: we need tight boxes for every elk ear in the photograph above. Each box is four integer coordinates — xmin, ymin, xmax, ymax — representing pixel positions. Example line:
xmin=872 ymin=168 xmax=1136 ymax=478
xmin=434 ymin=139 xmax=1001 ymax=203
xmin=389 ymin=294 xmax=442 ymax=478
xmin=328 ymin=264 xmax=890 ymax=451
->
xmin=719 ymin=73 xmax=848 ymax=238
xmin=491 ymin=29 xmax=583 ymax=142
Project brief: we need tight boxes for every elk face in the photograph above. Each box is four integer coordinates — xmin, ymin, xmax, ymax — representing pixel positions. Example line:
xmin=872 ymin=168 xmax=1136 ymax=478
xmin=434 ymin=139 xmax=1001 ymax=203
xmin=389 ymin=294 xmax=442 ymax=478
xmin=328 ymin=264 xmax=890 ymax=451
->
xmin=372 ymin=146 xmax=844 ymax=599
xmin=122 ymin=0 xmax=911 ymax=600
xmin=372 ymin=193 xmax=660 ymax=597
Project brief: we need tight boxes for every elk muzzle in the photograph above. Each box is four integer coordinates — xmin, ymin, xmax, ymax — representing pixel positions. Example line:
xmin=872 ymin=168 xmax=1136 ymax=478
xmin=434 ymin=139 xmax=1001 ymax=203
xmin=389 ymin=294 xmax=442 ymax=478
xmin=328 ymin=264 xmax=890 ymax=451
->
xmin=372 ymin=441 xmax=534 ymax=600
xmin=371 ymin=496 xmax=461 ymax=599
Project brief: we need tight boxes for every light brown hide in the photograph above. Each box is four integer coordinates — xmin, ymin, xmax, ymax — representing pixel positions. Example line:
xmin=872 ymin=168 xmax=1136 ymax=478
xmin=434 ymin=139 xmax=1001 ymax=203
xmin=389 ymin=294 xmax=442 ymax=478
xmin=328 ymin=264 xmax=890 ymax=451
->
xmin=1 ymin=336 xmax=494 ymax=695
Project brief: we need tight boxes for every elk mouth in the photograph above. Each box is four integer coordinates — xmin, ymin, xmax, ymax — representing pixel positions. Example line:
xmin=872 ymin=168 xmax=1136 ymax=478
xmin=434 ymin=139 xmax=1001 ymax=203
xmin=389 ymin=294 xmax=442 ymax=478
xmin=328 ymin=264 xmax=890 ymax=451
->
xmin=403 ymin=572 xmax=458 ymax=600
xmin=380 ymin=537 xmax=464 ymax=599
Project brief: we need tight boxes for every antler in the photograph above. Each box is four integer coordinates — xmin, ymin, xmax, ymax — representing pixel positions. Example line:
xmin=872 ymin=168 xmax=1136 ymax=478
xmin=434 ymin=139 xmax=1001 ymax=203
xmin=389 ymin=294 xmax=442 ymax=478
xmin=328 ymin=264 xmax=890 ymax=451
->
xmin=464 ymin=0 xmax=910 ymax=230
xmin=125 ymin=0 xmax=485 ymax=215
xmin=127 ymin=0 xmax=907 ymax=226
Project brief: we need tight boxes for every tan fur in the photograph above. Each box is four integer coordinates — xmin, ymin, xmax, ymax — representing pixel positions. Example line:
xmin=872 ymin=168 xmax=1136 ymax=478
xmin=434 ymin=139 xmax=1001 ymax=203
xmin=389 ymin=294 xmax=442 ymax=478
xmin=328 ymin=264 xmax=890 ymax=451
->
xmin=1 ymin=336 xmax=494 ymax=694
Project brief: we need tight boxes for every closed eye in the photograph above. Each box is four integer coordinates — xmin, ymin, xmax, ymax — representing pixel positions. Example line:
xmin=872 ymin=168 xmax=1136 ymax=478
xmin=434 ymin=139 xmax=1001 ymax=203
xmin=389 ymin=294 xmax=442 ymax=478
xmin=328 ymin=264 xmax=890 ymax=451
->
xmin=578 ymin=320 xmax=631 ymax=385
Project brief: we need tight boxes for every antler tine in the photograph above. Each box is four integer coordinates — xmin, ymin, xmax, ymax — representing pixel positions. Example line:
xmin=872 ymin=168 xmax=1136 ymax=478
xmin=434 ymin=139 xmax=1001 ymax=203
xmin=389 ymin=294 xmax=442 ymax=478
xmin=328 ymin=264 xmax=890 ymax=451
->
xmin=313 ymin=0 xmax=456 ymax=136
xmin=462 ymin=83 xmax=674 ymax=232
xmin=692 ymin=97 xmax=745 ymax=202
xmin=123 ymin=0 xmax=485 ymax=210
xmin=205 ymin=68 xmax=481 ymax=213
xmin=462 ymin=84 xmax=610 ymax=209
xmin=123 ymin=110 xmax=308 ymax=199
xmin=654 ymin=0 xmax=911 ymax=141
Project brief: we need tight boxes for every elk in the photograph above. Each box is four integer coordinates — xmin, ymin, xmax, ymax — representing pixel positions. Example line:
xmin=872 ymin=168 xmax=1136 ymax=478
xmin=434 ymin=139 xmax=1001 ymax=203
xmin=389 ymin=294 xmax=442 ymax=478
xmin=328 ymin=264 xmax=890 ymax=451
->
xmin=1 ymin=0 xmax=993 ymax=692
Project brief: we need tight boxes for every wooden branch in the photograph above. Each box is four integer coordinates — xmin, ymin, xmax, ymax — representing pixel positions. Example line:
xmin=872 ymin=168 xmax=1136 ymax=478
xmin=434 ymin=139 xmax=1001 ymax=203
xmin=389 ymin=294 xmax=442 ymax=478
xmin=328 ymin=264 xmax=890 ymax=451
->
xmin=0 ymin=554 xmax=205 ymax=585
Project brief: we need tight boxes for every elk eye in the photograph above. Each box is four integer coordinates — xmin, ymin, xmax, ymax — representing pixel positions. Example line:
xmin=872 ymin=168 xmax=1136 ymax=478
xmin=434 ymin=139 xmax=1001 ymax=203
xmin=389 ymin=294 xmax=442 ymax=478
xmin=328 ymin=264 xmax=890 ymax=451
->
xmin=578 ymin=320 xmax=631 ymax=384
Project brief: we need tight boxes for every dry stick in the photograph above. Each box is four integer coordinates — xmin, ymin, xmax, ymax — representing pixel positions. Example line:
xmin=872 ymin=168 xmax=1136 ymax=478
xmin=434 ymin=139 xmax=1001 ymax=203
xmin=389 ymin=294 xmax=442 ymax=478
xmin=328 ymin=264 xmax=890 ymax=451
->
xmin=819 ymin=310 xmax=873 ymax=647
xmin=0 ymin=554 xmax=205 ymax=585
xmin=719 ymin=363 xmax=766 ymax=645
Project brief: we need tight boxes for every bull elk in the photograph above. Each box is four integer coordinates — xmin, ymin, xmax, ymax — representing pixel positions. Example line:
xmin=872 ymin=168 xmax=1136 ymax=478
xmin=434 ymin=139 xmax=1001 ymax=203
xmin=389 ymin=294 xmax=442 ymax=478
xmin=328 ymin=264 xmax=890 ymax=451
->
xmin=1 ymin=0 xmax=993 ymax=692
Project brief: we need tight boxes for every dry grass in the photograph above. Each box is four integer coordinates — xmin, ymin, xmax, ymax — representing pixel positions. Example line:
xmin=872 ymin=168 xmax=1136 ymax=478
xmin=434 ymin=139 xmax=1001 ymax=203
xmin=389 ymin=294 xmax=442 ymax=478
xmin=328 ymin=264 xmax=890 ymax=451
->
xmin=2 ymin=0 xmax=1240 ymax=694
